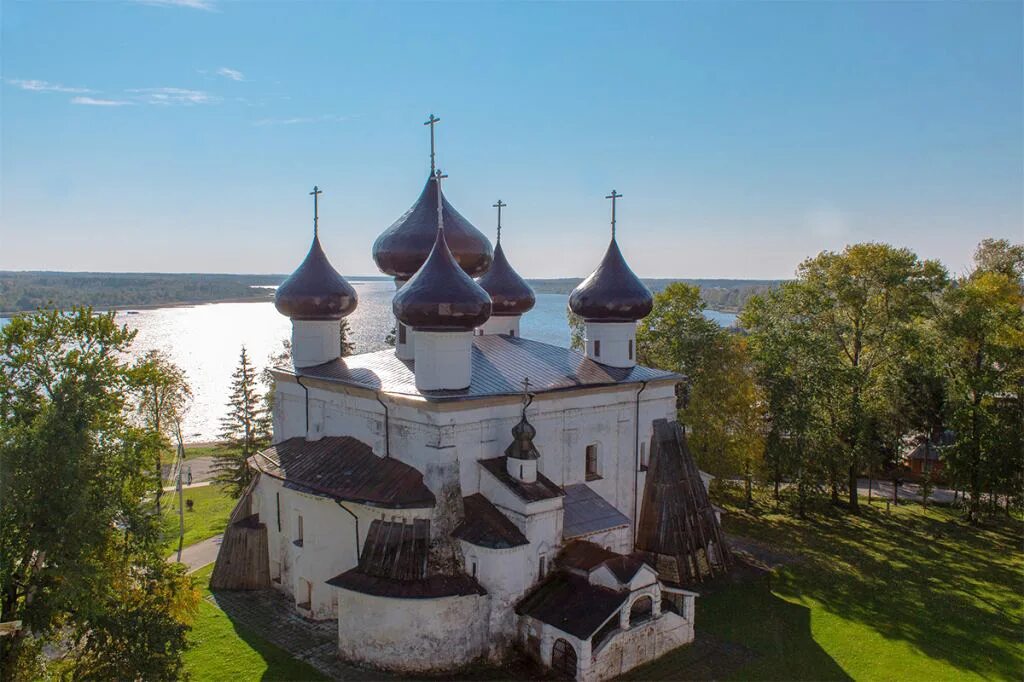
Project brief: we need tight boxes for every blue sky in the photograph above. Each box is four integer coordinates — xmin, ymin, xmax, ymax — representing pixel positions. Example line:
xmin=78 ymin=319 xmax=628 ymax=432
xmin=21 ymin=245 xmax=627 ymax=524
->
xmin=2 ymin=0 xmax=1021 ymax=278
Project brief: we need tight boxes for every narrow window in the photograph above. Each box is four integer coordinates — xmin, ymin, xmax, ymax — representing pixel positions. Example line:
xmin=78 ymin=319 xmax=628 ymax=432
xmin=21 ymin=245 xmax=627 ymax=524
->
xmin=276 ymin=492 xmax=281 ymax=532
xmin=519 ymin=464 xmax=524 ymax=479
xmin=470 ymin=559 xmax=478 ymax=577
xmin=586 ymin=444 xmax=600 ymax=480
xmin=510 ymin=328 xmax=515 ymax=337
xmin=628 ymin=338 xmax=634 ymax=360
xmin=594 ymin=339 xmax=601 ymax=357
xmin=538 ymin=554 xmax=548 ymax=579
xmin=398 ymin=324 xmax=407 ymax=344
xmin=640 ymin=442 xmax=647 ymax=470
xmin=295 ymin=515 xmax=304 ymax=547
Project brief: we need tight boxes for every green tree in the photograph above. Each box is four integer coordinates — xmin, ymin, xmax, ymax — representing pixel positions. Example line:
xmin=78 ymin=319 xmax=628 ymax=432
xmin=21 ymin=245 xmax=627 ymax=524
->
xmin=128 ymin=349 xmax=192 ymax=513
xmin=567 ymin=309 xmax=585 ymax=352
xmin=796 ymin=244 xmax=946 ymax=512
xmin=636 ymin=282 xmax=720 ymax=377
xmin=0 ymin=308 xmax=198 ymax=679
xmin=936 ymin=258 xmax=1023 ymax=522
xmin=215 ymin=346 xmax=271 ymax=497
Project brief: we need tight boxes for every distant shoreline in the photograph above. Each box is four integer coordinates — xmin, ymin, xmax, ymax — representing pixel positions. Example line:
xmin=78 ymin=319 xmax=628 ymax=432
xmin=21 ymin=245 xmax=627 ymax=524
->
xmin=0 ymin=293 xmax=275 ymax=318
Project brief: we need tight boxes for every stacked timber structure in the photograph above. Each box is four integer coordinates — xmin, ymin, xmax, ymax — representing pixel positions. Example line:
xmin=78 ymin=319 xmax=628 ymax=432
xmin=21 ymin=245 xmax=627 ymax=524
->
xmin=212 ymin=117 xmax=731 ymax=681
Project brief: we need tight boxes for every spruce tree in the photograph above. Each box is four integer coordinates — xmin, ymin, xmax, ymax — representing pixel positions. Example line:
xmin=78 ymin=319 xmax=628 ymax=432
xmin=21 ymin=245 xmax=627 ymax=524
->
xmin=214 ymin=346 xmax=270 ymax=497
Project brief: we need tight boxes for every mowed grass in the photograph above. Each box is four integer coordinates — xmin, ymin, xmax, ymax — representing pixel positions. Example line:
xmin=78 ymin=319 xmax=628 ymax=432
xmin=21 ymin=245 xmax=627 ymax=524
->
xmin=161 ymin=441 xmax=231 ymax=466
xmin=162 ymin=483 xmax=237 ymax=554
xmin=629 ymin=490 xmax=1023 ymax=681
xmin=183 ymin=566 xmax=326 ymax=682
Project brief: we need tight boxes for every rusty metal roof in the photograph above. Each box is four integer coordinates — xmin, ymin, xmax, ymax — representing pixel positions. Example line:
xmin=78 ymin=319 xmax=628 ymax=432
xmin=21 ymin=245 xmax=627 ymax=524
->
xmin=562 ymin=484 xmax=630 ymax=539
xmin=293 ymin=334 xmax=679 ymax=401
xmin=452 ymin=494 xmax=529 ymax=549
xmin=479 ymin=457 xmax=563 ymax=503
xmin=252 ymin=437 xmax=435 ymax=509
xmin=515 ymin=573 xmax=627 ymax=639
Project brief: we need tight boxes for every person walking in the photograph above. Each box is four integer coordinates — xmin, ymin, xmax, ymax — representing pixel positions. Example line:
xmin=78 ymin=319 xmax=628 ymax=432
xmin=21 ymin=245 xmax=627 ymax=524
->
xmin=187 ymin=465 xmax=193 ymax=486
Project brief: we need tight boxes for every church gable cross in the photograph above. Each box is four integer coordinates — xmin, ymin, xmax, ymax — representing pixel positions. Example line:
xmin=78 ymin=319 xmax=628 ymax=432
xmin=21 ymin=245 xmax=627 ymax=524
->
xmin=493 ymin=199 xmax=507 ymax=243
xmin=310 ymin=185 xmax=323 ymax=237
xmin=424 ymin=113 xmax=441 ymax=174
xmin=605 ymin=189 xmax=622 ymax=239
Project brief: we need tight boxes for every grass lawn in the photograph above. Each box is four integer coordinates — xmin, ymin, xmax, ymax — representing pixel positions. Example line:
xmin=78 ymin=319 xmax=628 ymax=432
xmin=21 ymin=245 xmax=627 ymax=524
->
xmin=162 ymin=483 xmax=237 ymax=554
xmin=161 ymin=442 xmax=231 ymax=466
xmin=628 ymin=490 xmax=1023 ymax=681
xmin=183 ymin=566 xmax=326 ymax=681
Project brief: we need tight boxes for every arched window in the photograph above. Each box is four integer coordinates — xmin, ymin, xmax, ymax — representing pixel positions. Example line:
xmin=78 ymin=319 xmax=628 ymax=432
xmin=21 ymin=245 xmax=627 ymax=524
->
xmin=551 ymin=638 xmax=577 ymax=678
xmin=630 ymin=595 xmax=654 ymax=625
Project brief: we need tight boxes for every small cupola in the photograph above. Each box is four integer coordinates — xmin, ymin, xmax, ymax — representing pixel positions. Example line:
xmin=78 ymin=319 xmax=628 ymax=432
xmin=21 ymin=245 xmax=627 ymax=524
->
xmin=568 ymin=190 xmax=653 ymax=368
xmin=275 ymin=186 xmax=358 ymax=368
xmin=392 ymin=169 xmax=492 ymax=391
xmin=477 ymin=200 xmax=535 ymax=338
xmin=372 ymin=115 xmax=493 ymax=360
xmin=505 ymin=378 xmax=539 ymax=483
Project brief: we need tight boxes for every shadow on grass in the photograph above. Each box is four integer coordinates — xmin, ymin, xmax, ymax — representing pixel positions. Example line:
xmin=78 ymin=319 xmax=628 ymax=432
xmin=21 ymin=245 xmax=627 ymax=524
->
xmin=624 ymin=561 xmax=850 ymax=681
xmin=720 ymin=491 xmax=1024 ymax=680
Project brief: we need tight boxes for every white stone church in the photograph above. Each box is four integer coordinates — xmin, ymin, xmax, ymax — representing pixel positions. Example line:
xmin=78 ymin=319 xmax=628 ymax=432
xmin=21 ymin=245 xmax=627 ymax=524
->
xmin=212 ymin=120 xmax=730 ymax=681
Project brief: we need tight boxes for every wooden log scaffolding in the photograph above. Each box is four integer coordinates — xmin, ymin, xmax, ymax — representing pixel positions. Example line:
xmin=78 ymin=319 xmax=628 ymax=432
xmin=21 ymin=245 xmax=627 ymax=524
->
xmin=635 ymin=419 xmax=732 ymax=587
xmin=210 ymin=473 xmax=272 ymax=591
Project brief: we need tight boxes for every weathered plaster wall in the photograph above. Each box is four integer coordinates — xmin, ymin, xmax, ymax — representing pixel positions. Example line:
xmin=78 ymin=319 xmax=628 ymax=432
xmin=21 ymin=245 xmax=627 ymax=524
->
xmin=589 ymin=612 xmax=693 ymax=681
xmin=335 ymin=589 xmax=491 ymax=671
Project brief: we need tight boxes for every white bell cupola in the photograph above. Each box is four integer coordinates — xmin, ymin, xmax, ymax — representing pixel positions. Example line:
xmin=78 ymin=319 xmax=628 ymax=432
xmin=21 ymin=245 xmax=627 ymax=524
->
xmin=274 ymin=186 xmax=358 ymax=369
xmin=568 ymin=190 xmax=653 ymax=369
xmin=504 ymin=381 xmax=540 ymax=483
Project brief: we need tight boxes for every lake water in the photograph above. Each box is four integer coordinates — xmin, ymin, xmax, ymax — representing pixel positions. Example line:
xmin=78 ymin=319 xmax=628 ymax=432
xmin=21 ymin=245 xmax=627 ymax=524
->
xmin=1 ymin=280 xmax=736 ymax=441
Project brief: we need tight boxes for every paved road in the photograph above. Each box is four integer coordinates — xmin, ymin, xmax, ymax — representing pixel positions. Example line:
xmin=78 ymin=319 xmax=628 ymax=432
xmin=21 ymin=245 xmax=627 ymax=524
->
xmin=858 ymin=478 xmax=956 ymax=504
xmin=161 ymin=456 xmax=217 ymax=486
xmin=167 ymin=534 xmax=223 ymax=574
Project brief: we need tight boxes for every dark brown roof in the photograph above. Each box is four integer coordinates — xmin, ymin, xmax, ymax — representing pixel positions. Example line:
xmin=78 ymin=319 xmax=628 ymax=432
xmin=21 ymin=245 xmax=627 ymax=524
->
xmin=558 ymin=541 xmax=620 ymax=572
xmin=327 ymin=517 xmax=486 ymax=599
xmin=515 ymin=573 xmax=627 ymax=639
xmin=274 ymin=233 xmax=358 ymax=321
xmin=252 ymin=437 xmax=435 ymax=509
xmin=452 ymin=494 xmax=529 ymax=549
xmin=562 ymin=484 xmax=630 ymax=539
xmin=373 ymin=174 xmax=493 ymax=280
xmin=603 ymin=555 xmax=648 ymax=583
xmin=293 ymin=334 xmax=679 ymax=401
xmin=569 ymin=237 xmax=653 ymax=323
xmin=359 ymin=519 xmax=430 ymax=580
xmin=479 ymin=457 xmax=563 ymax=503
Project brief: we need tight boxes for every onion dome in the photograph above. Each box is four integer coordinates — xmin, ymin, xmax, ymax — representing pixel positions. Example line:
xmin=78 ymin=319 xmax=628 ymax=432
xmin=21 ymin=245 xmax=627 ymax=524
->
xmin=274 ymin=187 xmax=358 ymax=321
xmin=568 ymin=190 xmax=653 ymax=322
xmin=373 ymin=174 xmax=493 ymax=279
xmin=476 ymin=200 xmax=535 ymax=316
xmin=392 ymin=172 xmax=492 ymax=331
xmin=504 ymin=415 xmax=540 ymax=460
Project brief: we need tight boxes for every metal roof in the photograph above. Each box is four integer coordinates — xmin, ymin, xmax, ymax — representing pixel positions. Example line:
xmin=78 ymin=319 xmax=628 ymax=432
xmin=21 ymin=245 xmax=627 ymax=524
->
xmin=479 ymin=457 xmax=564 ymax=503
xmin=562 ymin=484 xmax=631 ymax=539
xmin=569 ymin=237 xmax=653 ymax=323
xmin=515 ymin=573 xmax=627 ymax=639
xmin=292 ymin=334 xmax=680 ymax=401
xmin=452 ymin=494 xmax=529 ymax=549
xmin=252 ymin=436 xmax=435 ymax=509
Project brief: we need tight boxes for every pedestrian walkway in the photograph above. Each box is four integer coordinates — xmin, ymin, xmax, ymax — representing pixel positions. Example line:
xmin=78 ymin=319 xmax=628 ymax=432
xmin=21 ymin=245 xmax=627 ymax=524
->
xmin=162 ymin=480 xmax=213 ymax=492
xmin=167 ymin=534 xmax=223 ymax=574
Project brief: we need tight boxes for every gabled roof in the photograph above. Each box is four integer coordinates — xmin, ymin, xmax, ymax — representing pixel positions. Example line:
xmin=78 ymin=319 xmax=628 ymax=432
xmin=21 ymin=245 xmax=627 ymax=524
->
xmin=479 ymin=457 xmax=563 ymax=503
xmin=515 ymin=573 xmax=627 ymax=639
xmin=289 ymin=335 xmax=680 ymax=401
xmin=252 ymin=436 xmax=435 ymax=509
xmin=453 ymin=494 xmax=529 ymax=549
xmin=558 ymin=541 xmax=649 ymax=585
xmin=562 ymin=484 xmax=630 ymax=539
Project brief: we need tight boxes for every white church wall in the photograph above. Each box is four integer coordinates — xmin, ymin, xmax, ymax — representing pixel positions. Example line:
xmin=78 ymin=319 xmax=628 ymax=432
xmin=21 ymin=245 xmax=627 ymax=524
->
xmin=335 ymin=589 xmax=491 ymax=672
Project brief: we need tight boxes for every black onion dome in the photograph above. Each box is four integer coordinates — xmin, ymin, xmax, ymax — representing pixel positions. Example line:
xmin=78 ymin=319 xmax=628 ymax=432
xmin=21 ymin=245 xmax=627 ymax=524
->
xmin=274 ymin=234 xmax=358 ymax=321
xmin=373 ymin=175 xmax=493 ymax=279
xmin=504 ymin=416 xmax=540 ymax=460
xmin=392 ymin=228 xmax=492 ymax=332
xmin=568 ymin=238 xmax=653 ymax=322
xmin=476 ymin=242 xmax=536 ymax=316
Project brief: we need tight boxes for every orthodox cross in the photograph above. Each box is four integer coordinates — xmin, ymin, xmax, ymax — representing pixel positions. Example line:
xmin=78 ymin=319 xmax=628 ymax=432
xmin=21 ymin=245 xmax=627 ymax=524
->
xmin=434 ymin=168 xmax=448 ymax=232
xmin=606 ymin=189 xmax=622 ymax=239
xmin=493 ymin=199 xmax=507 ymax=243
xmin=310 ymin=185 xmax=323 ymax=238
xmin=520 ymin=377 xmax=533 ymax=417
xmin=424 ymin=113 xmax=441 ymax=174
